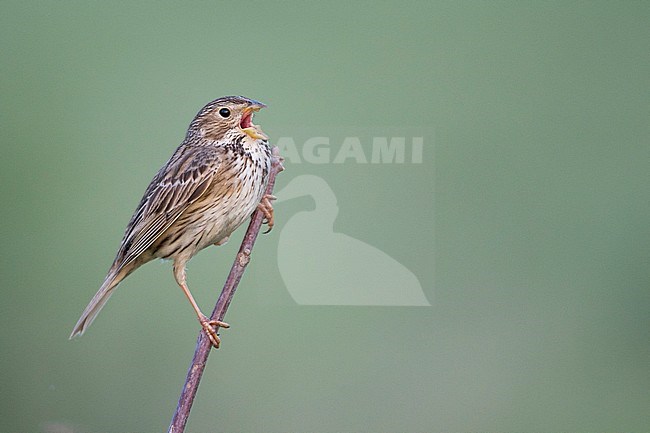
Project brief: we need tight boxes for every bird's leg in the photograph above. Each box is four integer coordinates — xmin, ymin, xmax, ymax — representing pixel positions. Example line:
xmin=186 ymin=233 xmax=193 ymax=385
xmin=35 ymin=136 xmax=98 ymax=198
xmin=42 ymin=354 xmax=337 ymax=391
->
xmin=257 ymin=194 xmax=277 ymax=234
xmin=174 ymin=264 xmax=229 ymax=349
xmin=181 ymin=281 xmax=230 ymax=348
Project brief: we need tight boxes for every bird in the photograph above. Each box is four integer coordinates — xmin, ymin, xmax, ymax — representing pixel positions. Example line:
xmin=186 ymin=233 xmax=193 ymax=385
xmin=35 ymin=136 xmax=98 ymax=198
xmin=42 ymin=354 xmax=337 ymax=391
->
xmin=70 ymin=95 xmax=275 ymax=348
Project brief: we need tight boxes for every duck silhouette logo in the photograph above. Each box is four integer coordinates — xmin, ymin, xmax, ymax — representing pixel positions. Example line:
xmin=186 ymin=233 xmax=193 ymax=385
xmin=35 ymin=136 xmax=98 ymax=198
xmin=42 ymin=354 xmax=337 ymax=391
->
xmin=275 ymin=175 xmax=431 ymax=306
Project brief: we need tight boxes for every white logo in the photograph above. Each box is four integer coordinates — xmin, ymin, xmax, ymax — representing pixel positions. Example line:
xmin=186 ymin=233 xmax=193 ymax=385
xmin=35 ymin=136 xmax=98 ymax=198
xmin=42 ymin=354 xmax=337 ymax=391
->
xmin=276 ymin=175 xmax=431 ymax=306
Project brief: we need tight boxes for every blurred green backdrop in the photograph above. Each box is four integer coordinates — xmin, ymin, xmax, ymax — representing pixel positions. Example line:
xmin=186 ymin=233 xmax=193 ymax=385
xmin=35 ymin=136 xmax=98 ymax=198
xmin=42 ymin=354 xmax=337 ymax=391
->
xmin=1 ymin=1 xmax=649 ymax=432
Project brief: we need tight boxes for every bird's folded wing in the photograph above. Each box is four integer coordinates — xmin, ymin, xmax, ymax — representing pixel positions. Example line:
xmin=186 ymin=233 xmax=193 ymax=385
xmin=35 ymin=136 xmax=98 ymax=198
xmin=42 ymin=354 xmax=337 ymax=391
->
xmin=118 ymin=148 xmax=222 ymax=267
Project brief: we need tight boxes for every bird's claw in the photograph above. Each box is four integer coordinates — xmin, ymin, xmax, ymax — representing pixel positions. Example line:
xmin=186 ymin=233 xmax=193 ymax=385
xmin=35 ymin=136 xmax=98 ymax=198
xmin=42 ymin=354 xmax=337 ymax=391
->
xmin=199 ymin=315 xmax=230 ymax=349
xmin=257 ymin=194 xmax=276 ymax=234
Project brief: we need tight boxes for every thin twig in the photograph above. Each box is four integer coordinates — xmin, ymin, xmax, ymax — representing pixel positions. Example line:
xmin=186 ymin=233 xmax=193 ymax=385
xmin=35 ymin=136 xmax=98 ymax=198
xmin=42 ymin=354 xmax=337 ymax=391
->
xmin=168 ymin=148 xmax=283 ymax=433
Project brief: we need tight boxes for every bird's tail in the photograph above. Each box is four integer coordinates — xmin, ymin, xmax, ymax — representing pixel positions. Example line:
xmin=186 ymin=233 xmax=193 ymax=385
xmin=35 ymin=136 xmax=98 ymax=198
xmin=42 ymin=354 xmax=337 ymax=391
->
xmin=69 ymin=266 xmax=129 ymax=339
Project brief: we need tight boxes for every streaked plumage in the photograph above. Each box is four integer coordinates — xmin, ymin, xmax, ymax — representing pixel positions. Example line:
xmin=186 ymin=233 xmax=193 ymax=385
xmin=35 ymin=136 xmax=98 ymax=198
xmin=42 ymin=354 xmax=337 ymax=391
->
xmin=71 ymin=96 xmax=273 ymax=347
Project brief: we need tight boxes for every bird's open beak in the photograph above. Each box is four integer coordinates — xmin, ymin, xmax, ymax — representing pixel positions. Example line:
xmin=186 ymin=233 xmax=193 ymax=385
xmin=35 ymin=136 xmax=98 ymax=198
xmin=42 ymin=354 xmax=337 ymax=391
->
xmin=240 ymin=103 xmax=268 ymax=141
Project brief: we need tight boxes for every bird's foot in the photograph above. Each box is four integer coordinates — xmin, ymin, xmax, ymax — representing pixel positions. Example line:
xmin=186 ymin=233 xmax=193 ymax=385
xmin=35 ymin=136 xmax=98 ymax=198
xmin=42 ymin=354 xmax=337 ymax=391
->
xmin=257 ymin=194 xmax=276 ymax=234
xmin=199 ymin=315 xmax=230 ymax=349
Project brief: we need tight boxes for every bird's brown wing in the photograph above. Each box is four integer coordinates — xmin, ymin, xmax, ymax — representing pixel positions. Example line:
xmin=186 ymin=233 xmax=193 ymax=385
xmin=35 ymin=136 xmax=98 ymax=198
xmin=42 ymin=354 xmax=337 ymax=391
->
xmin=116 ymin=146 xmax=222 ymax=268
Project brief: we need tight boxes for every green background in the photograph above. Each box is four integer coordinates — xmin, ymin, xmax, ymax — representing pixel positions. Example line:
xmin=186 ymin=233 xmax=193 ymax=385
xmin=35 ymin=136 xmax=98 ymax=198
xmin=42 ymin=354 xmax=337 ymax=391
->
xmin=1 ymin=1 xmax=649 ymax=432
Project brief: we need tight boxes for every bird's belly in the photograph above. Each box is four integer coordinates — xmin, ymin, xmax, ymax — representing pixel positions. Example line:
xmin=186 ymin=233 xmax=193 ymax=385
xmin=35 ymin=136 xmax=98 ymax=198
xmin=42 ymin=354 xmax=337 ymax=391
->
xmin=155 ymin=178 xmax=265 ymax=260
xmin=192 ymin=199 xmax=253 ymax=250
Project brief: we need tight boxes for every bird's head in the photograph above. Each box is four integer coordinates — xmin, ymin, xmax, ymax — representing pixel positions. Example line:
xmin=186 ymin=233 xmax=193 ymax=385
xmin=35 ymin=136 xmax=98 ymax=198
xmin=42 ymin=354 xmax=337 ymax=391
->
xmin=190 ymin=95 xmax=268 ymax=142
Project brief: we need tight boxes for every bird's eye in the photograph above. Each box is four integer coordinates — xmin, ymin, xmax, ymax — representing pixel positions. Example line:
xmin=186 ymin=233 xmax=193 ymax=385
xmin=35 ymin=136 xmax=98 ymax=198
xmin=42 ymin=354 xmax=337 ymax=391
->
xmin=218 ymin=108 xmax=231 ymax=118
